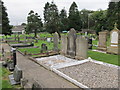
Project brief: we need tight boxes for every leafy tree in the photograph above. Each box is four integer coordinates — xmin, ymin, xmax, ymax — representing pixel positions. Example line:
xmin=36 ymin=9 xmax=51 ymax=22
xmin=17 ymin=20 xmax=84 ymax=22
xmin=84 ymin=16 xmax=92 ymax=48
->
xmin=0 ymin=1 xmax=12 ymax=35
xmin=117 ymin=1 xmax=120 ymax=29
xmin=107 ymin=1 xmax=118 ymax=30
xmin=43 ymin=1 xmax=60 ymax=36
xmin=26 ymin=10 xmax=43 ymax=37
xmin=68 ymin=2 xmax=82 ymax=31
xmin=91 ymin=10 xmax=107 ymax=34
xmin=80 ymin=9 xmax=94 ymax=29
xmin=59 ymin=8 xmax=69 ymax=32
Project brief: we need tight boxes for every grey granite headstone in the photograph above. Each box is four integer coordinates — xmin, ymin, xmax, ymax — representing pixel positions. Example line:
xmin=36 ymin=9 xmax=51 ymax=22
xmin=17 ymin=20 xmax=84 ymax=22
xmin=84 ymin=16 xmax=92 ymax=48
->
xmin=67 ymin=28 xmax=77 ymax=58
xmin=75 ymin=36 xmax=88 ymax=59
xmin=13 ymin=65 xmax=22 ymax=82
xmin=60 ymin=35 xmax=67 ymax=55
xmin=9 ymin=65 xmax=22 ymax=85
xmin=53 ymin=32 xmax=59 ymax=52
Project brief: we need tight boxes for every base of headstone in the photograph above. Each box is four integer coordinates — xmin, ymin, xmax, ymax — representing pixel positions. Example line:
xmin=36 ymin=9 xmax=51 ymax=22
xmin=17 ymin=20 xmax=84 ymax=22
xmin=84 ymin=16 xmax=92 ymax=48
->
xmin=9 ymin=74 xmax=20 ymax=85
xmin=107 ymin=46 xmax=119 ymax=55
xmin=97 ymin=47 xmax=107 ymax=51
xmin=66 ymin=55 xmax=75 ymax=59
xmin=75 ymin=56 xmax=86 ymax=60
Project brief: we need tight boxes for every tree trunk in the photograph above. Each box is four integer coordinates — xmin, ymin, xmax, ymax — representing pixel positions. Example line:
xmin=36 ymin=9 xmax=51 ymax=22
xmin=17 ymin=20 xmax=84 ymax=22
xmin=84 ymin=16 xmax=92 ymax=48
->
xmin=34 ymin=29 xmax=37 ymax=38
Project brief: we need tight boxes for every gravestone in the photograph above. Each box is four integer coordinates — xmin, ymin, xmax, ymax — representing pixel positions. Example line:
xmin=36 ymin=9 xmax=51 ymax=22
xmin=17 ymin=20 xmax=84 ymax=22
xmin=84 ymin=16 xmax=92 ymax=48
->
xmin=75 ymin=36 xmax=88 ymax=60
xmin=60 ymin=35 xmax=67 ymax=55
xmin=47 ymin=38 xmax=51 ymax=43
xmin=97 ymin=31 xmax=108 ymax=51
xmin=107 ymin=23 xmax=120 ymax=54
xmin=40 ymin=43 xmax=48 ymax=53
xmin=9 ymin=65 xmax=22 ymax=85
xmin=88 ymin=38 xmax=92 ymax=49
xmin=67 ymin=28 xmax=77 ymax=58
xmin=53 ymin=32 xmax=59 ymax=52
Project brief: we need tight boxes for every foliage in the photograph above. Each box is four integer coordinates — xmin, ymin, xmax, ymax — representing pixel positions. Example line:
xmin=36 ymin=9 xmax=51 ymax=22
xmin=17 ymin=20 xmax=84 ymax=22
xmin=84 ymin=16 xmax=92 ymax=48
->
xmin=26 ymin=10 xmax=43 ymax=37
xmin=43 ymin=1 xmax=60 ymax=35
xmin=80 ymin=9 xmax=94 ymax=29
xmin=59 ymin=8 xmax=69 ymax=32
xmin=90 ymin=10 xmax=107 ymax=34
xmin=0 ymin=1 xmax=12 ymax=35
xmin=68 ymin=2 xmax=82 ymax=31
xmin=107 ymin=1 xmax=120 ymax=30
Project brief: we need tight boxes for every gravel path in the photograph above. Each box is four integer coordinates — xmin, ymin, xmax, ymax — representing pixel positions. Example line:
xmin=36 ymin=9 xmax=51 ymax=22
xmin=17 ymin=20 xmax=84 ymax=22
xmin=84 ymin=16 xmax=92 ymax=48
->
xmin=59 ymin=62 xmax=119 ymax=88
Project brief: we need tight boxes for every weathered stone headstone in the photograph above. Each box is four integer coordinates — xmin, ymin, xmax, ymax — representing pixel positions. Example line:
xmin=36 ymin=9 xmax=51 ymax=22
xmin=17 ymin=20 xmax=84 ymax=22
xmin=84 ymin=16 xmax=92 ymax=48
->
xmin=67 ymin=28 xmax=77 ymax=58
xmin=107 ymin=23 xmax=120 ymax=54
xmin=98 ymin=31 xmax=108 ymax=51
xmin=75 ymin=36 xmax=88 ymax=59
xmin=13 ymin=65 xmax=22 ymax=82
xmin=53 ymin=32 xmax=59 ymax=52
xmin=60 ymin=35 xmax=67 ymax=55
xmin=9 ymin=65 xmax=22 ymax=85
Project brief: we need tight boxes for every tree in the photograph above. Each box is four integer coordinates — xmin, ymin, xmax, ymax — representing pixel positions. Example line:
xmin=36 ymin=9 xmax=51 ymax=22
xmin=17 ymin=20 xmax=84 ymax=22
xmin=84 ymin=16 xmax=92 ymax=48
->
xmin=0 ymin=1 xmax=12 ymax=35
xmin=80 ymin=9 xmax=94 ymax=29
xmin=90 ymin=10 xmax=107 ymax=34
xmin=59 ymin=8 xmax=69 ymax=32
xmin=68 ymin=2 xmax=82 ymax=31
xmin=43 ymin=1 xmax=60 ymax=35
xmin=107 ymin=1 xmax=118 ymax=30
xmin=26 ymin=10 xmax=43 ymax=37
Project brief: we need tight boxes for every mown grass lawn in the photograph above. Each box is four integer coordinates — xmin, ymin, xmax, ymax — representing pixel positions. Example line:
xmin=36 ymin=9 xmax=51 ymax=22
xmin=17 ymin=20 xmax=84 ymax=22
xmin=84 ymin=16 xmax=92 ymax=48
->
xmin=88 ymin=50 xmax=119 ymax=66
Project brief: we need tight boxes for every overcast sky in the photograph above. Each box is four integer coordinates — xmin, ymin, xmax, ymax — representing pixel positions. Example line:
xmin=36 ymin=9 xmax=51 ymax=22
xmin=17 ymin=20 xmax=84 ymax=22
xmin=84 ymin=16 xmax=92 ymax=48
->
xmin=3 ymin=0 xmax=110 ymax=25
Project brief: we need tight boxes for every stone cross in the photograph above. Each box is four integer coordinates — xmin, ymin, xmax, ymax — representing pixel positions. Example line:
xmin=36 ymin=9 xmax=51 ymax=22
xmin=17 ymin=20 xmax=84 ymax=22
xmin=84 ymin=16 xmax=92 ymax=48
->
xmin=75 ymin=36 xmax=88 ymax=59
xmin=60 ymin=35 xmax=67 ymax=55
xmin=53 ymin=32 xmax=59 ymax=52
xmin=67 ymin=28 xmax=77 ymax=58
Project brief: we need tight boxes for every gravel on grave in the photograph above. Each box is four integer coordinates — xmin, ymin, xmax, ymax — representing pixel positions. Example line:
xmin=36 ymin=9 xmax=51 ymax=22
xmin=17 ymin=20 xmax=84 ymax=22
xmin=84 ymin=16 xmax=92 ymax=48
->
xmin=58 ymin=62 xmax=119 ymax=88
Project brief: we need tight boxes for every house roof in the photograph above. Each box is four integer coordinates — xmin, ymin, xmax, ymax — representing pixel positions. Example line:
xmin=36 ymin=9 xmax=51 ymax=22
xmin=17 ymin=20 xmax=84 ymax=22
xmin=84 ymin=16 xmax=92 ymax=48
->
xmin=12 ymin=25 xmax=25 ymax=32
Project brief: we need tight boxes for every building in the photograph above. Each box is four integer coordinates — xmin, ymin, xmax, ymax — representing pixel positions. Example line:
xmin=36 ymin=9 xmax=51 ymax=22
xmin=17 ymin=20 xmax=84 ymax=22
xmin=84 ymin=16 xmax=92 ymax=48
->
xmin=12 ymin=25 xmax=25 ymax=34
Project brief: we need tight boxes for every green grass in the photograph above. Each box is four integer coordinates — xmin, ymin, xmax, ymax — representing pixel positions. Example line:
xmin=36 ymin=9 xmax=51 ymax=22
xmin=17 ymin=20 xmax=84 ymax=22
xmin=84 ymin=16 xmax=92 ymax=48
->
xmin=18 ymin=48 xmax=40 ymax=54
xmin=88 ymin=50 xmax=119 ymax=66
xmin=0 ymin=67 xmax=21 ymax=89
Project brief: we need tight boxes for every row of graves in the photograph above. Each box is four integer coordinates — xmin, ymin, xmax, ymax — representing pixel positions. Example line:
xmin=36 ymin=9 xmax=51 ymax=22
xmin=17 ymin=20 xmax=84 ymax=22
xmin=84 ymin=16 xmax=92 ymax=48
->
xmin=97 ymin=23 xmax=120 ymax=55
xmin=2 ymin=24 xmax=119 ymax=89
xmin=33 ymin=26 xmax=119 ymax=88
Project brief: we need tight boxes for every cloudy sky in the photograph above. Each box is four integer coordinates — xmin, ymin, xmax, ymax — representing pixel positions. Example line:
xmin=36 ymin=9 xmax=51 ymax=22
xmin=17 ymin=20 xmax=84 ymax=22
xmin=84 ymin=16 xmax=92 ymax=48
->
xmin=3 ymin=0 xmax=110 ymax=25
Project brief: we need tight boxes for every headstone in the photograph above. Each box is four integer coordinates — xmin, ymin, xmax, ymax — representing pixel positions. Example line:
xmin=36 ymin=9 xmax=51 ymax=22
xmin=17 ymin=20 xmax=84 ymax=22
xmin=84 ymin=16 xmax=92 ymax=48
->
xmin=85 ymin=32 xmax=87 ymax=36
xmin=97 ymin=31 xmax=108 ymax=51
xmin=9 ymin=65 xmax=22 ymax=85
xmin=13 ymin=65 xmax=22 ymax=82
xmin=88 ymin=38 xmax=92 ymax=49
xmin=53 ymin=32 xmax=59 ymax=52
xmin=47 ymin=38 xmax=51 ymax=43
xmin=107 ymin=23 xmax=120 ymax=54
xmin=75 ymin=36 xmax=88 ymax=59
xmin=40 ymin=43 xmax=48 ymax=53
xmin=67 ymin=28 xmax=77 ymax=58
xmin=60 ymin=35 xmax=67 ymax=55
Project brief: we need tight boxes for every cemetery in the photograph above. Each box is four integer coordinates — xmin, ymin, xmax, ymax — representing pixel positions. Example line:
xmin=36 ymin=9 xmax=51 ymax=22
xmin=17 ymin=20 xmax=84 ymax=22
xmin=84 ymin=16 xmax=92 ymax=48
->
xmin=1 ymin=0 xmax=120 ymax=89
xmin=1 ymin=25 xmax=120 ymax=89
